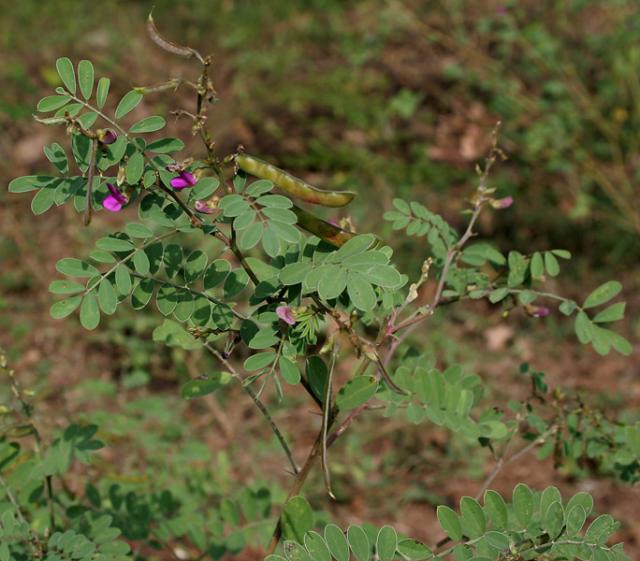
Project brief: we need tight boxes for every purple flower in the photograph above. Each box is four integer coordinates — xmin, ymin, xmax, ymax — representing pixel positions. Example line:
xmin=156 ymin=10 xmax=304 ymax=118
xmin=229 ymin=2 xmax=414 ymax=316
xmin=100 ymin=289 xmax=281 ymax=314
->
xmin=491 ymin=196 xmax=514 ymax=209
xmin=195 ymin=200 xmax=216 ymax=214
xmin=531 ymin=306 xmax=551 ymax=318
xmin=102 ymin=183 xmax=128 ymax=212
xmin=101 ymin=129 xmax=118 ymax=145
xmin=170 ymin=170 xmax=197 ymax=190
xmin=276 ymin=306 xmax=296 ymax=326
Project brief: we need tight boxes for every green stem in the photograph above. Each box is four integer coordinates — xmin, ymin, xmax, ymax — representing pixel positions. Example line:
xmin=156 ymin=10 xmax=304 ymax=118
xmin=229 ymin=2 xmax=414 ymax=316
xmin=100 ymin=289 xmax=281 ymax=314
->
xmin=204 ymin=344 xmax=300 ymax=475
xmin=229 ymin=228 xmax=260 ymax=286
xmin=321 ymin=350 xmax=337 ymax=499
xmin=508 ymin=288 xmax=583 ymax=312
xmin=83 ymin=139 xmax=98 ymax=226
xmin=391 ymin=199 xmax=484 ymax=335
xmin=129 ymin=272 xmax=247 ymax=321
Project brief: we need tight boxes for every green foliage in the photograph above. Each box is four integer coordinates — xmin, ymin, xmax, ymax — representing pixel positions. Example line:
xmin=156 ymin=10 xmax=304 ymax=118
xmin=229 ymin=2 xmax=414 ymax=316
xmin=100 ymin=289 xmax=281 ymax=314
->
xmin=384 ymin=360 xmax=509 ymax=441
xmin=2 ymin=17 xmax=635 ymax=561
xmin=273 ymin=486 xmax=630 ymax=561
xmin=278 ymin=233 xmax=405 ymax=312
xmin=384 ymin=199 xmax=457 ymax=258
xmin=513 ymin=365 xmax=640 ymax=484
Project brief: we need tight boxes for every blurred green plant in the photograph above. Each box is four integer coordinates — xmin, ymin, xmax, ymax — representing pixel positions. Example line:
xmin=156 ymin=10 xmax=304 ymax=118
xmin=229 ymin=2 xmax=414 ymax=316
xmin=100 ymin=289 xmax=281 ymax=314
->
xmin=4 ymin=0 xmax=640 ymax=262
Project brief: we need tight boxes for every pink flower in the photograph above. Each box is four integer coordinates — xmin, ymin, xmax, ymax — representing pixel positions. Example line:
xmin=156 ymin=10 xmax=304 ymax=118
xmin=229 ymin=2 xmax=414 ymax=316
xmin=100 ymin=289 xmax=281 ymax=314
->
xmin=102 ymin=183 xmax=128 ymax=212
xmin=491 ymin=196 xmax=513 ymax=209
xmin=276 ymin=306 xmax=296 ymax=326
xmin=170 ymin=170 xmax=197 ymax=190
xmin=195 ymin=200 xmax=216 ymax=214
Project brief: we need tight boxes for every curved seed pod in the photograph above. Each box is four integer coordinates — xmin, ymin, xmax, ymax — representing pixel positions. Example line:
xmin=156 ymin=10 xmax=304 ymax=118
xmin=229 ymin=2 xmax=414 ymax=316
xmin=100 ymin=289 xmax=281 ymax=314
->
xmin=147 ymin=13 xmax=204 ymax=63
xmin=236 ymin=154 xmax=356 ymax=208
xmin=291 ymin=205 xmax=354 ymax=247
xmin=133 ymin=79 xmax=182 ymax=95
xmin=33 ymin=114 xmax=67 ymax=126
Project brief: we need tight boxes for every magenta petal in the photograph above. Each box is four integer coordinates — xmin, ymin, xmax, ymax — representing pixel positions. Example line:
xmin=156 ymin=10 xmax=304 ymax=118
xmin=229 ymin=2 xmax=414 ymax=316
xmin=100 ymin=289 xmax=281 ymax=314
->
xmin=276 ymin=306 xmax=296 ymax=326
xmin=103 ymin=194 xmax=123 ymax=212
xmin=103 ymin=184 xmax=127 ymax=211
xmin=181 ymin=171 xmax=196 ymax=185
xmin=170 ymin=177 xmax=191 ymax=189
xmin=106 ymin=183 xmax=127 ymax=204
xmin=107 ymin=183 xmax=127 ymax=204
xmin=169 ymin=171 xmax=197 ymax=190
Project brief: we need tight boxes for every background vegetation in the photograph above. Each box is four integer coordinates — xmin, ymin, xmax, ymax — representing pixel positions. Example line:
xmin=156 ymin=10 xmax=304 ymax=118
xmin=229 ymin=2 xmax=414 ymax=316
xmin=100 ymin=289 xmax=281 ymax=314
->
xmin=1 ymin=1 xmax=638 ymax=559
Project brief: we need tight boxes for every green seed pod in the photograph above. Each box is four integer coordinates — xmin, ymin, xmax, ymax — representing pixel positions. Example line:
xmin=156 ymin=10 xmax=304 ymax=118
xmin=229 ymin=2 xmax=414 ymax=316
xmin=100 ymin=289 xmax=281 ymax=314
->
xmin=236 ymin=153 xmax=356 ymax=208
xmin=291 ymin=205 xmax=354 ymax=247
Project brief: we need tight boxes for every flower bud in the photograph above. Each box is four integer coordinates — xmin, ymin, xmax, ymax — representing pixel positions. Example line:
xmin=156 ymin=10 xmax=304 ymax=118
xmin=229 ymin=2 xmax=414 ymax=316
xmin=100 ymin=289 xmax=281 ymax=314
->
xmin=532 ymin=306 xmax=550 ymax=318
xmin=421 ymin=258 xmax=433 ymax=278
xmin=525 ymin=304 xmax=551 ymax=318
xmin=405 ymin=283 xmax=419 ymax=304
xmin=100 ymin=129 xmax=118 ymax=145
xmin=195 ymin=199 xmax=218 ymax=215
xmin=116 ymin=165 xmax=126 ymax=186
xmin=490 ymin=196 xmax=513 ymax=209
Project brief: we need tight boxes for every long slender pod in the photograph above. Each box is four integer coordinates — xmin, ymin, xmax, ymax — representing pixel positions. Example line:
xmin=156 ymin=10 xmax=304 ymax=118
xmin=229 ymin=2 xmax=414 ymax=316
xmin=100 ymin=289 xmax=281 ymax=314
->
xmin=236 ymin=153 xmax=356 ymax=207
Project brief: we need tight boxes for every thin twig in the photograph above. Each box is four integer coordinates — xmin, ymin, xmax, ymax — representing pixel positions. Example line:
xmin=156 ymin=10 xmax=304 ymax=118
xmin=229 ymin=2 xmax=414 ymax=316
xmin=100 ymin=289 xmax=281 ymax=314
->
xmin=130 ymin=271 xmax=248 ymax=321
xmin=264 ymin=295 xmax=396 ymax=555
xmin=475 ymin=427 xmax=555 ymax=500
xmin=153 ymin=179 xmax=202 ymax=226
xmin=84 ymin=229 xmax=181 ymax=295
xmin=391 ymin=201 xmax=483 ymax=335
xmin=0 ymin=475 xmax=28 ymax=527
xmin=321 ymin=349 xmax=338 ymax=500
xmin=374 ymin=354 xmax=409 ymax=395
xmin=386 ymin=127 xmax=505 ymax=369
xmin=327 ymin=402 xmax=370 ymax=446
xmin=311 ymin=295 xmax=406 ymax=395
xmin=229 ymin=228 xmax=260 ymax=286
xmin=266 ymin=372 xmax=374 ymax=555
xmin=204 ymin=343 xmax=299 ymax=475
xmin=82 ymin=139 xmax=98 ymax=226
